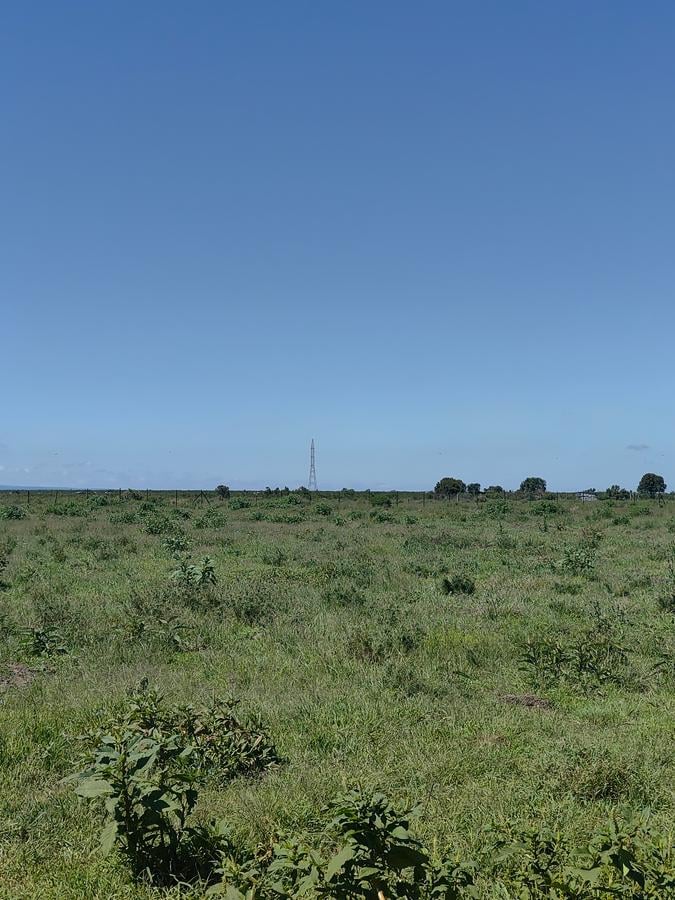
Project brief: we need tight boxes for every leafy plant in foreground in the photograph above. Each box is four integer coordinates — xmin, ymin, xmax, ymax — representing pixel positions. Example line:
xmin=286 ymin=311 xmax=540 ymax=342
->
xmin=170 ymin=555 xmax=217 ymax=590
xmin=520 ymin=629 xmax=628 ymax=690
xmin=213 ymin=789 xmax=476 ymax=898
xmin=0 ymin=504 xmax=27 ymax=520
xmin=22 ymin=624 xmax=68 ymax=657
xmin=71 ymin=686 xmax=279 ymax=884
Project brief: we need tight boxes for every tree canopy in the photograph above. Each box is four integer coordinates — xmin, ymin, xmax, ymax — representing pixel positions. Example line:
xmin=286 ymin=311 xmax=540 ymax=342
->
xmin=606 ymin=485 xmax=630 ymax=500
xmin=434 ymin=477 xmax=466 ymax=497
xmin=519 ymin=476 xmax=547 ymax=495
xmin=637 ymin=473 xmax=666 ymax=496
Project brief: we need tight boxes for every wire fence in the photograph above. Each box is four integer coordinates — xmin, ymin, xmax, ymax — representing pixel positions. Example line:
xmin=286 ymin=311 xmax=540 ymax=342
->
xmin=0 ymin=487 xmax=670 ymax=508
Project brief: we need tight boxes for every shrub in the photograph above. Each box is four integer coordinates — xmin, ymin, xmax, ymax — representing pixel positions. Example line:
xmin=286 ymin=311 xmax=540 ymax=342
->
xmin=213 ymin=789 xmax=475 ymax=898
xmin=109 ymin=510 xmax=138 ymax=525
xmin=215 ymin=484 xmax=231 ymax=500
xmin=162 ymin=534 xmax=192 ymax=557
xmin=170 ymin=556 xmax=216 ymax=590
xmin=45 ymin=501 xmax=88 ymax=517
xmin=561 ymin=542 xmax=596 ymax=576
xmin=71 ymin=687 xmax=279 ymax=885
xmin=0 ymin=505 xmax=27 ymax=520
xmin=145 ymin=516 xmax=181 ymax=536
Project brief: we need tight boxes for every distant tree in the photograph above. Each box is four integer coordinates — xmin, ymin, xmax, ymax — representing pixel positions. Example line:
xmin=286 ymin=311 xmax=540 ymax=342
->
xmin=485 ymin=485 xmax=505 ymax=494
xmin=637 ymin=473 xmax=666 ymax=497
xmin=434 ymin=477 xmax=466 ymax=498
xmin=215 ymin=484 xmax=230 ymax=500
xmin=606 ymin=484 xmax=630 ymax=500
xmin=341 ymin=488 xmax=356 ymax=496
xmin=467 ymin=483 xmax=481 ymax=495
xmin=296 ymin=486 xmax=310 ymax=495
xmin=519 ymin=476 xmax=547 ymax=495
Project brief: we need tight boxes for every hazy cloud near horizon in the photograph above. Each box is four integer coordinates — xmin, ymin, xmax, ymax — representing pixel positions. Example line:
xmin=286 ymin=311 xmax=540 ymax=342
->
xmin=626 ymin=444 xmax=650 ymax=452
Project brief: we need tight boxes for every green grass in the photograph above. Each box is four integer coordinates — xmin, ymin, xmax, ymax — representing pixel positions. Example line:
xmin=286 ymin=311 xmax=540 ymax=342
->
xmin=0 ymin=490 xmax=673 ymax=896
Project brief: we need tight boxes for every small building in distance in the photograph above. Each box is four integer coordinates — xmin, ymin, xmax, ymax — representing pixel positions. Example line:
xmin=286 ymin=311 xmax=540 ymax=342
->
xmin=578 ymin=491 xmax=598 ymax=502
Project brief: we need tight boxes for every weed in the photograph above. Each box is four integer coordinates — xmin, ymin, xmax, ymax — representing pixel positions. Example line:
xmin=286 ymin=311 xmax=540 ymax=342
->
xmin=440 ymin=574 xmax=476 ymax=595
xmin=22 ymin=625 xmax=68 ymax=657
xmin=0 ymin=505 xmax=27 ymax=520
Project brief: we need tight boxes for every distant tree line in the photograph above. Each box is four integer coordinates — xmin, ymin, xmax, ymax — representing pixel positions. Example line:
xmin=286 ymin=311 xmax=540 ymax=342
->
xmin=432 ymin=473 xmax=668 ymax=498
xmin=212 ymin=472 xmax=668 ymax=499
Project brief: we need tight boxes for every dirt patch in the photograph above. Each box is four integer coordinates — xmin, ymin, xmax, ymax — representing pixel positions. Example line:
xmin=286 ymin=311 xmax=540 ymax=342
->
xmin=501 ymin=693 xmax=552 ymax=710
xmin=0 ymin=663 xmax=36 ymax=693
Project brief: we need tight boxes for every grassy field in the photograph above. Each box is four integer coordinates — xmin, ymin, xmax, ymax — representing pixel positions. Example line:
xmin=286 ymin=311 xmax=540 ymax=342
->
xmin=0 ymin=489 xmax=673 ymax=897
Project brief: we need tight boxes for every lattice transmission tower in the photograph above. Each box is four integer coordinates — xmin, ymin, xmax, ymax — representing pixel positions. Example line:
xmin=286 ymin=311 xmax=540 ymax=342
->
xmin=308 ymin=439 xmax=318 ymax=492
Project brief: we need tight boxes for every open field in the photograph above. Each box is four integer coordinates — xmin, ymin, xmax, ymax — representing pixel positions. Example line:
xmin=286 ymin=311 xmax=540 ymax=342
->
xmin=0 ymin=489 xmax=673 ymax=897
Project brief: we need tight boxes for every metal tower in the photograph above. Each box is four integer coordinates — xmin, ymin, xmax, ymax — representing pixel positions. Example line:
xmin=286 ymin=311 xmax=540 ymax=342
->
xmin=308 ymin=439 xmax=318 ymax=492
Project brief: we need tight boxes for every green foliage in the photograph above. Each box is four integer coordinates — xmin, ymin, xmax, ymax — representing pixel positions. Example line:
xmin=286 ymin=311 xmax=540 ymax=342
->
xmin=71 ymin=687 xmax=279 ymax=885
xmin=657 ymin=544 xmax=675 ymax=612
xmin=195 ymin=510 xmax=229 ymax=529
xmin=440 ymin=574 xmax=475 ymax=596
xmin=489 ymin=813 xmax=675 ymax=897
xmin=466 ymin=483 xmax=481 ymax=495
xmin=0 ymin=535 xmax=16 ymax=586
xmin=520 ymin=630 xmax=628 ymax=690
xmin=434 ymin=478 xmax=466 ymax=498
xmin=161 ymin=533 xmax=192 ymax=557
xmin=213 ymin=789 xmax=476 ymax=898
xmin=229 ymin=498 xmax=251 ymax=510
xmin=22 ymin=624 xmax=68 ymax=657
xmin=145 ymin=515 xmax=181 ymax=536
xmin=519 ymin=476 xmax=547 ymax=495
xmin=369 ymin=493 xmax=392 ymax=507
xmin=561 ymin=541 xmax=597 ymax=576
xmin=170 ymin=555 xmax=217 ymax=590
xmin=0 ymin=504 xmax=27 ymax=520
xmin=531 ymin=500 xmax=561 ymax=516
xmin=606 ymin=484 xmax=631 ymax=500
xmin=215 ymin=485 xmax=231 ymax=500
xmin=87 ymin=494 xmax=111 ymax=508
xmin=45 ymin=501 xmax=89 ymax=516
xmin=638 ymin=473 xmax=666 ymax=496
xmin=485 ymin=485 xmax=505 ymax=495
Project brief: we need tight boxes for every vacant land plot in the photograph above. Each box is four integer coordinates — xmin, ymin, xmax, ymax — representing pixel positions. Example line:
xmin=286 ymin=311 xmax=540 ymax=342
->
xmin=0 ymin=490 xmax=673 ymax=897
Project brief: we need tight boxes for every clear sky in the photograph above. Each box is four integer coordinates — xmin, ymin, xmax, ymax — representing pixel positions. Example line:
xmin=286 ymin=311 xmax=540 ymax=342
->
xmin=2 ymin=1 xmax=675 ymax=491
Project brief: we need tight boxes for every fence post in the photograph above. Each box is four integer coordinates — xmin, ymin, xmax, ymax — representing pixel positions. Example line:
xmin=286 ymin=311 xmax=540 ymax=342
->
xmin=175 ymin=490 xmax=178 ymax=507
xmin=27 ymin=490 xmax=30 ymax=506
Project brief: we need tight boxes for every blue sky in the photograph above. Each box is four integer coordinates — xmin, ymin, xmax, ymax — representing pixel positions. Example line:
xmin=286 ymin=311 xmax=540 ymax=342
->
xmin=2 ymin=1 xmax=674 ymax=491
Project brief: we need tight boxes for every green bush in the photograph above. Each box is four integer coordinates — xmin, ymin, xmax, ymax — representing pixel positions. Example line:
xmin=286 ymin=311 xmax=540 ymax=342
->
xmin=0 ymin=505 xmax=27 ymax=520
xmin=71 ymin=687 xmax=279 ymax=885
